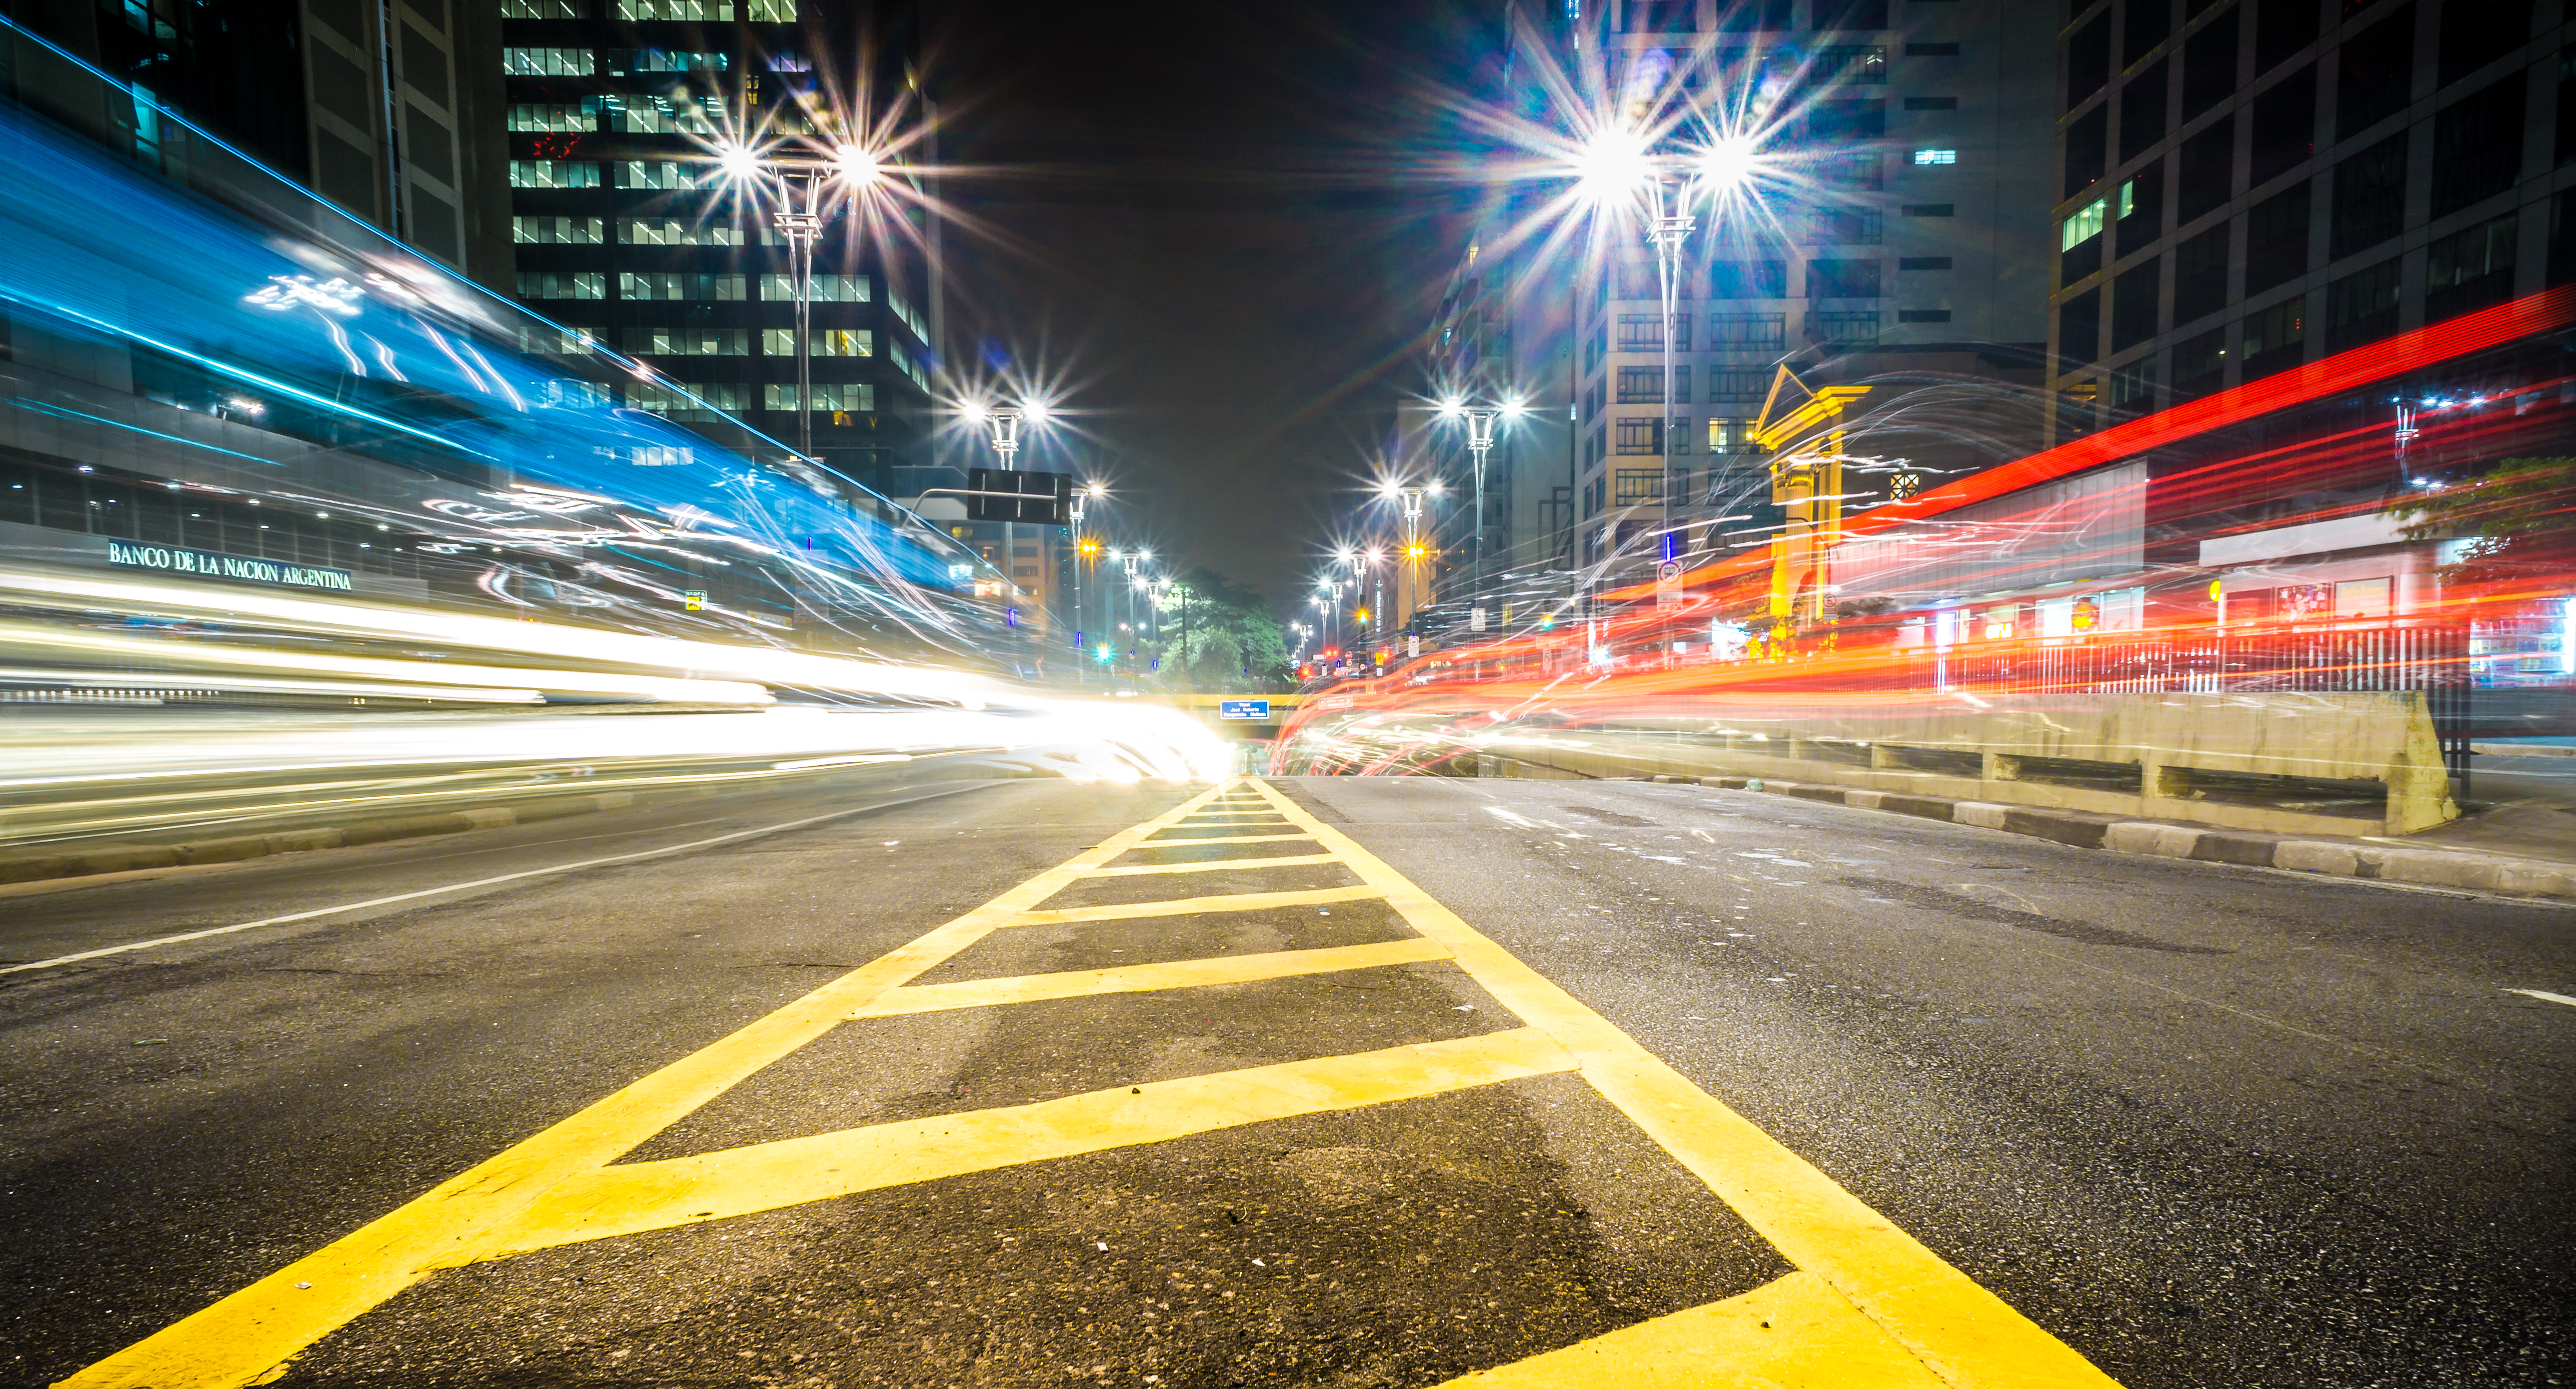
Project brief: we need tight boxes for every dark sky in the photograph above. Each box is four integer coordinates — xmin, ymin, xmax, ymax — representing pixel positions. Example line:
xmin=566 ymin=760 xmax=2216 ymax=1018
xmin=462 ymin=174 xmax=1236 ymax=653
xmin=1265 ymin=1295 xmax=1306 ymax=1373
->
xmin=922 ymin=1 xmax=1498 ymax=612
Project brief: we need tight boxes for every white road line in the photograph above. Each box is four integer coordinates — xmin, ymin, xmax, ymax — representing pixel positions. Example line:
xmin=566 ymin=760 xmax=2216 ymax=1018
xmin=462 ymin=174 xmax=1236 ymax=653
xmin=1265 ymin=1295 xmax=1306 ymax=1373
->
xmin=0 ymin=783 xmax=997 ymax=978
xmin=2505 ymin=987 xmax=2576 ymax=1008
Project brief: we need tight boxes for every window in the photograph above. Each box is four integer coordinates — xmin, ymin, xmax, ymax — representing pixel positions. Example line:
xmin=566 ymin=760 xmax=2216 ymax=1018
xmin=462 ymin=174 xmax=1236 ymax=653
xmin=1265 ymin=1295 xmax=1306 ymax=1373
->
xmin=1611 ymin=260 xmax=1677 ymax=299
xmin=2125 ymin=0 xmax=2171 ymax=64
xmin=2181 ymin=14 xmax=2236 ymax=121
xmin=1902 ymin=203 xmax=1954 ymax=217
xmin=1622 ymin=0 xmax=1697 ymax=31
xmin=1897 ymin=308 xmax=1952 ymax=322
xmin=1616 ymin=366 xmax=1687 ymax=403
xmin=2253 ymin=0 xmax=2317 ymax=75
xmin=2109 ymin=359 xmax=2158 ymax=412
xmin=502 ymin=47 xmax=591 ymax=76
xmin=743 ymin=0 xmax=794 ymax=18
xmin=2243 ymin=180 xmax=2310 ymax=295
xmin=1707 ymin=418 xmax=1760 ymax=453
xmin=1613 ymin=468 xmax=1664 ymax=503
xmin=1904 ymin=95 xmax=1957 ymax=110
xmin=1808 ymin=309 xmax=1881 ymax=342
xmin=516 ymin=271 xmax=603 ymax=299
xmin=1616 ymin=312 xmax=1683 ymax=350
xmin=2337 ymin=4 xmax=2415 ymax=141
xmin=2330 ymin=132 xmax=2407 ymax=258
xmin=1710 ymin=313 xmax=1788 ymax=347
xmin=2437 ymin=0 xmax=2534 ymax=89
xmin=627 ymin=49 xmax=727 ymax=72
xmin=1811 ymin=44 xmax=1889 ymax=82
xmin=508 ymin=158 xmax=597 ymax=188
xmin=2173 ymin=224 xmax=2230 ymax=322
xmin=2063 ymin=104 xmax=2108 ymax=197
xmin=1809 ymin=258 xmax=1882 ymax=298
xmin=512 ymin=214 xmax=600 ymax=243
xmin=516 ymin=325 xmax=596 ymax=354
xmin=1710 ymin=367 xmax=1771 ymax=400
xmin=2112 ymin=259 xmax=2162 ymax=349
xmin=2118 ymin=164 xmax=2165 ymax=257
xmin=759 ymin=273 xmax=869 ymax=301
xmin=1806 ymin=100 xmax=1888 ymax=138
xmin=2067 ymin=12 xmax=2110 ymax=105
xmin=621 ymin=327 xmax=746 ymax=355
xmin=1808 ymin=207 xmax=1884 ymax=244
xmin=500 ymin=0 xmax=581 ymax=16
xmin=1717 ymin=0 xmax=1793 ymax=30
xmin=2248 ymin=65 xmax=2315 ymax=186
xmin=2240 ymin=295 xmax=2304 ymax=379
xmin=1712 ymin=258 xmax=1788 ymax=298
xmin=619 ymin=272 xmax=745 ymax=300
xmin=627 ymin=382 xmax=748 ymax=420
xmin=1812 ymin=0 xmax=1888 ymax=28
xmin=1913 ymin=148 xmax=1957 ymax=164
xmin=763 ymin=383 xmax=874 ymax=412
xmin=619 ymin=217 xmax=739 ymax=245
xmin=619 ymin=161 xmax=700 ymax=189
xmin=2057 ymin=288 xmax=2100 ymax=366
xmin=1819 ymin=151 xmax=1882 ymax=187
xmin=2431 ymin=73 xmax=2527 ymax=218
xmin=2172 ymin=325 xmax=2227 ymax=396
xmin=762 ymin=328 xmax=872 ymax=356
xmin=2061 ymin=196 xmax=2109 ymax=250
xmin=1906 ymin=40 xmax=1959 ymax=56
xmin=2121 ymin=60 xmax=2169 ymax=162
xmin=610 ymin=93 xmax=721 ymax=134
xmin=2324 ymin=256 xmax=2401 ymax=351
xmin=507 ymin=102 xmax=594 ymax=131
xmin=1613 ymin=420 xmax=1664 ymax=456
xmin=616 ymin=0 xmax=724 ymax=16
xmin=2177 ymin=117 xmax=2233 ymax=224
xmin=1900 ymin=255 xmax=1953 ymax=270
xmin=2424 ymin=212 xmax=2519 ymax=321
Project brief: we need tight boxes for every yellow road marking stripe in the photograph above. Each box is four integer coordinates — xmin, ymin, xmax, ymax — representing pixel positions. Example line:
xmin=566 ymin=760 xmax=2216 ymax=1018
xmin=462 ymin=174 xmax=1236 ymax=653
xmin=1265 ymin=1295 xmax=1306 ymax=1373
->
xmin=1240 ymin=779 xmax=2123 ymax=1389
xmin=846 ymin=938 xmax=1453 ymax=1018
xmin=464 ymin=1028 xmax=1573 ymax=1262
xmin=1005 ymin=883 xmax=1382 ymax=926
xmin=57 ymin=783 xmax=1235 ymax=1389
xmin=1081 ymin=852 xmax=1345 ymax=878
xmin=1128 ymin=832 xmax=1319 ymax=848
xmin=1433 ymin=1272 xmax=1948 ymax=1388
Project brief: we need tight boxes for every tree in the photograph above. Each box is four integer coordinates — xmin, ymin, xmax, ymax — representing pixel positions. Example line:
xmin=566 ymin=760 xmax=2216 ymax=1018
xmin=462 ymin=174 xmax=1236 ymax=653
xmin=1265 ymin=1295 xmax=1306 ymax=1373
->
xmin=1149 ymin=566 xmax=1289 ymax=690
xmin=2389 ymin=456 xmax=2576 ymax=594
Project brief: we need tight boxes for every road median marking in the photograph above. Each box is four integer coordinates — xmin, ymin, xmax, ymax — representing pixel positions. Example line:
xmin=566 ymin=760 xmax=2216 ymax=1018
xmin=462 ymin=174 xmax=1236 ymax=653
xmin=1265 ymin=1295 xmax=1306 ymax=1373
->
xmin=1003 ymin=883 xmax=1382 ymax=926
xmin=1131 ymin=832 xmax=1319 ymax=848
xmin=1081 ymin=851 xmax=1345 ymax=877
xmin=846 ymin=937 xmax=1451 ymax=1018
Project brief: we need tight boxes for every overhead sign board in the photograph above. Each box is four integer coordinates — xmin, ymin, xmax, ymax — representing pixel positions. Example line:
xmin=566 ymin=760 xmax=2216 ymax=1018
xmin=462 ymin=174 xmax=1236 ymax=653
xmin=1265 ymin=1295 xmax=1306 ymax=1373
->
xmin=1218 ymin=699 xmax=1271 ymax=720
xmin=965 ymin=468 xmax=1073 ymax=525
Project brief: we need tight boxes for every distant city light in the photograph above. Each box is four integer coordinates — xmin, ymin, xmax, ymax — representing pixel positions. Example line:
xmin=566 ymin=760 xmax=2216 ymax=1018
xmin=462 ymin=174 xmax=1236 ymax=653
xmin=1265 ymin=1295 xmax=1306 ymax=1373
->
xmin=1914 ymin=149 xmax=1957 ymax=165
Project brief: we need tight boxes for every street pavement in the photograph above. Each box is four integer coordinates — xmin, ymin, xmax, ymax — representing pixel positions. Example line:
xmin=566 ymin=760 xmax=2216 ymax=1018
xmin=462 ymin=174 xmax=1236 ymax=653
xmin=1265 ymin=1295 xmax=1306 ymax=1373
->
xmin=1 ymin=772 xmax=2568 ymax=1388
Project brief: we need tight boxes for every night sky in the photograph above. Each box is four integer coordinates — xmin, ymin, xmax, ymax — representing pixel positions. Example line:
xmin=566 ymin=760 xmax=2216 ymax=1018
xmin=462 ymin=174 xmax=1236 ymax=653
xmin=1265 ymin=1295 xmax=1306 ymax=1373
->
xmin=925 ymin=2 xmax=1500 ymax=611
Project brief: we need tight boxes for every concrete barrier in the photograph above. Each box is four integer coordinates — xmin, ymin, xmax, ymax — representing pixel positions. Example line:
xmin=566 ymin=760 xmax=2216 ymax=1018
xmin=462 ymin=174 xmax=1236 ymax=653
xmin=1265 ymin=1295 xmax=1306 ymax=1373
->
xmin=1459 ymin=691 xmax=2459 ymax=837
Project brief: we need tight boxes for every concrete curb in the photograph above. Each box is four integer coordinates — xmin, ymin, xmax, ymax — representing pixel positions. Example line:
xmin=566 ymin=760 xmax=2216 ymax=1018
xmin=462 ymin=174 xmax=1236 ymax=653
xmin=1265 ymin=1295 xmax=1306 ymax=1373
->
xmin=1644 ymin=772 xmax=2576 ymax=900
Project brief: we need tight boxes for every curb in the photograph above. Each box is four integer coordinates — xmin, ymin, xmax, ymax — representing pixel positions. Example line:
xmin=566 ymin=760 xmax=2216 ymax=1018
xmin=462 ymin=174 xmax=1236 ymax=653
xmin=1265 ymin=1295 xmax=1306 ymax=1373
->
xmin=1643 ymin=773 xmax=2576 ymax=901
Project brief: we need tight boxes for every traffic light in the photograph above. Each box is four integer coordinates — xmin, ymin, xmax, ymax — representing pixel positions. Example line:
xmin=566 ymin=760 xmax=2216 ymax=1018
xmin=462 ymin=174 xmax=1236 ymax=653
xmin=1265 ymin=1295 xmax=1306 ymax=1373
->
xmin=1405 ymin=542 xmax=1426 ymax=560
xmin=1355 ymin=608 xmax=1370 ymax=626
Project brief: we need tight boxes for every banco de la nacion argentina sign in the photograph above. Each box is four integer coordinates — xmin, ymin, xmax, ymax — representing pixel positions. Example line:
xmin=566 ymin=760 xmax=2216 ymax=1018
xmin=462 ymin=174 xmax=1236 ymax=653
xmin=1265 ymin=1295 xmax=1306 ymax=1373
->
xmin=106 ymin=540 xmax=354 ymax=592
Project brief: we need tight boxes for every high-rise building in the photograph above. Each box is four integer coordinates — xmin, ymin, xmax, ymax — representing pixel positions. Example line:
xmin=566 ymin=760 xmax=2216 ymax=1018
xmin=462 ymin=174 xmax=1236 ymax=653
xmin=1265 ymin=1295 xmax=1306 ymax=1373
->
xmin=1564 ymin=0 xmax=2058 ymax=577
xmin=496 ymin=0 xmax=938 ymax=493
xmin=2 ymin=0 xmax=508 ymax=280
xmin=2046 ymin=0 xmax=2568 ymax=439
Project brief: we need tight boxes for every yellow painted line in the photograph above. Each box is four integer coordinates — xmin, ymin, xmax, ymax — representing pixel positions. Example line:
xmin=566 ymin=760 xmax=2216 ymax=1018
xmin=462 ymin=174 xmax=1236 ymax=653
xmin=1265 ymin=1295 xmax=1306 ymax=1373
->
xmin=465 ymin=1027 xmax=1572 ymax=1262
xmin=1434 ymin=1272 xmax=1947 ymax=1388
xmin=846 ymin=938 xmax=1453 ymax=1018
xmin=57 ymin=783 xmax=1236 ymax=1389
xmin=1240 ymin=779 xmax=2124 ymax=1389
xmin=1004 ymin=883 xmax=1382 ymax=926
xmin=1130 ymin=832 xmax=1319 ymax=848
xmin=1081 ymin=851 xmax=1345 ymax=878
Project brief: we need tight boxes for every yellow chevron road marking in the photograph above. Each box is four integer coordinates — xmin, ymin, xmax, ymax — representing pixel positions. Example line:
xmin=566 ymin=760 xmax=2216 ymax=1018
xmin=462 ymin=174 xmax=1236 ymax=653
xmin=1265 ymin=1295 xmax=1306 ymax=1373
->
xmin=1003 ymin=883 xmax=1381 ymax=926
xmin=1433 ymin=1272 xmax=1948 ymax=1389
xmin=846 ymin=937 xmax=1451 ymax=1018
xmin=1080 ymin=851 xmax=1344 ymax=877
xmin=1129 ymin=832 xmax=1319 ymax=848
xmin=465 ymin=1028 xmax=1569 ymax=1262
xmin=1239 ymin=778 xmax=2123 ymax=1389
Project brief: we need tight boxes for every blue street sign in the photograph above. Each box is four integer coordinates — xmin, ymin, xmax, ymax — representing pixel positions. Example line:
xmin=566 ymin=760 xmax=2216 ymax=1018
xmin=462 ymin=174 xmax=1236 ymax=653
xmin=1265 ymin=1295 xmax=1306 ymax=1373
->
xmin=1218 ymin=699 xmax=1272 ymax=721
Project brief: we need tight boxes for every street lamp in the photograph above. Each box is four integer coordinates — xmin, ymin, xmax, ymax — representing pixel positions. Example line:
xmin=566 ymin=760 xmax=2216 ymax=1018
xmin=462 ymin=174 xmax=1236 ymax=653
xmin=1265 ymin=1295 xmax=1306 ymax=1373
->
xmin=1435 ymin=396 xmax=1526 ymax=597
xmin=712 ymin=140 xmax=890 ymax=467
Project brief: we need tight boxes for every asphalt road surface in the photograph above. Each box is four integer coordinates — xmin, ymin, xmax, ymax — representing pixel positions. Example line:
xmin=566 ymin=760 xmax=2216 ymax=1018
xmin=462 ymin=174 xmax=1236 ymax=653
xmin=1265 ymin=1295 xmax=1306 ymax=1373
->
xmin=2 ymin=772 xmax=2569 ymax=1388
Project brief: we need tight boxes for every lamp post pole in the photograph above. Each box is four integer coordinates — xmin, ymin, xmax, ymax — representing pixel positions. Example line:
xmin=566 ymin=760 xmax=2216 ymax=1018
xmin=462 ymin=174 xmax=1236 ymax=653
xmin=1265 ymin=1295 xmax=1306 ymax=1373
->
xmin=1644 ymin=176 xmax=1695 ymax=574
xmin=768 ymin=172 xmax=825 ymax=464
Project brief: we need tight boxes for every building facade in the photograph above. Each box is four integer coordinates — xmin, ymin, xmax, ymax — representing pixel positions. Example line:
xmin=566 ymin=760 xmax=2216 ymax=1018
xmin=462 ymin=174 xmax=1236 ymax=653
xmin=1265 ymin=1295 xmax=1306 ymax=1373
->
xmin=2046 ymin=0 xmax=2573 ymax=438
xmin=497 ymin=0 xmax=940 ymax=495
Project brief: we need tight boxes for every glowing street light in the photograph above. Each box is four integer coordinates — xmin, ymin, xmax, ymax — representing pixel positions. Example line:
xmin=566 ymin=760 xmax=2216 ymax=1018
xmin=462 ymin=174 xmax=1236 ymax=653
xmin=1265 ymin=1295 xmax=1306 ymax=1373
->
xmin=712 ymin=139 xmax=898 ymax=465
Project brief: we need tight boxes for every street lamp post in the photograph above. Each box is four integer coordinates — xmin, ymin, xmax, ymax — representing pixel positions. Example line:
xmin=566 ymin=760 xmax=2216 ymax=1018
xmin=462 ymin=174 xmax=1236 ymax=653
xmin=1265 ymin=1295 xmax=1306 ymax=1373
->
xmin=716 ymin=142 xmax=885 ymax=467
xmin=1643 ymin=177 xmax=1694 ymax=567
xmin=1436 ymin=398 xmax=1525 ymax=604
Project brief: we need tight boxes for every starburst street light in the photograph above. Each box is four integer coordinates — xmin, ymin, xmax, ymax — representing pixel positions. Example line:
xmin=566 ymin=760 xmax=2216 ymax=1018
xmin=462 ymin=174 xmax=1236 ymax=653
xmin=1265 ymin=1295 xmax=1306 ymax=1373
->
xmin=1433 ymin=396 xmax=1528 ymax=598
xmin=712 ymin=139 xmax=894 ymax=466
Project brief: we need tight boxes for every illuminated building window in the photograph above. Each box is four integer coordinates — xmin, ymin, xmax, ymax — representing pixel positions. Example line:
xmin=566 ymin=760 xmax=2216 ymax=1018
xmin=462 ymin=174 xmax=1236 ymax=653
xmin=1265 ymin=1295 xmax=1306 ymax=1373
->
xmin=759 ymin=274 xmax=870 ymax=302
xmin=1913 ymin=148 xmax=1957 ymax=165
xmin=515 ymin=271 xmax=604 ymax=299
xmin=616 ymin=0 xmax=724 ymax=16
xmin=763 ymin=383 xmax=875 ymax=412
xmin=762 ymin=328 xmax=872 ymax=356
xmin=619 ymin=272 xmax=745 ymax=301
xmin=744 ymin=0 xmax=795 ymax=19
xmin=1613 ymin=419 xmax=1663 ymax=455
xmin=500 ymin=0 xmax=581 ymax=15
xmin=620 ymin=217 xmax=740 ymax=245
xmin=507 ymin=102 xmax=595 ymax=132
xmin=507 ymin=159 xmax=598 ymax=188
xmin=2059 ymin=196 xmax=2108 ymax=250
xmin=502 ymin=47 xmax=592 ymax=76
xmin=618 ymin=160 xmax=702 ymax=190
xmin=624 ymin=48 xmax=728 ymax=72
xmin=512 ymin=215 xmax=601 ymax=243
xmin=621 ymin=327 xmax=747 ymax=356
